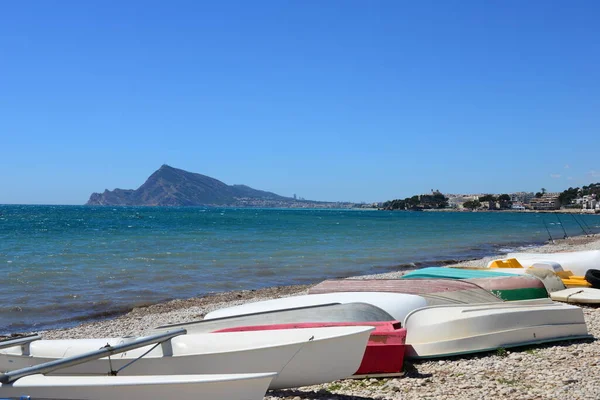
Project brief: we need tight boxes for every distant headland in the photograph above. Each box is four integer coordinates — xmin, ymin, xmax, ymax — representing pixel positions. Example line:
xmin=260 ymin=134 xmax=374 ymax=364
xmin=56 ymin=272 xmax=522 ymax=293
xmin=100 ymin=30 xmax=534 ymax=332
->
xmin=86 ymin=165 xmax=600 ymax=213
xmin=86 ymin=165 xmax=358 ymax=208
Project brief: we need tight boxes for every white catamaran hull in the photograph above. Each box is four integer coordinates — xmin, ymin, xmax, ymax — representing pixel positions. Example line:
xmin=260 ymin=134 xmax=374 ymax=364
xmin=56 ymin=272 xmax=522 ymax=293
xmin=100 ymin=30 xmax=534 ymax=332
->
xmin=404 ymin=301 xmax=589 ymax=359
xmin=0 ymin=326 xmax=373 ymax=390
xmin=204 ymin=292 xmax=428 ymax=321
xmin=0 ymin=373 xmax=276 ymax=400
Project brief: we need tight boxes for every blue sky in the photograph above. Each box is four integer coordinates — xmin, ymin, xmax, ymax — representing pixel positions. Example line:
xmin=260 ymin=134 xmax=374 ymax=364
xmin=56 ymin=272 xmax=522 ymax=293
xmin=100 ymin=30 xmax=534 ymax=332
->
xmin=1 ymin=0 xmax=599 ymax=204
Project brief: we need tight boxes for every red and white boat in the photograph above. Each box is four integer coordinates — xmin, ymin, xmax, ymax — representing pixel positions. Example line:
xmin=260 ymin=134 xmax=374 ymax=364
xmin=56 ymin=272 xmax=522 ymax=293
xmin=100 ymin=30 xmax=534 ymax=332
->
xmin=213 ymin=321 xmax=407 ymax=376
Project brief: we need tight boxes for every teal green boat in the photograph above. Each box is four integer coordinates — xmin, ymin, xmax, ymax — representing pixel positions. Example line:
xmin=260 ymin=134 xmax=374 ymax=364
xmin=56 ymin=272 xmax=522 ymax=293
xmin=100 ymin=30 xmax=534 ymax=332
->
xmin=402 ymin=267 xmax=549 ymax=301
xmin=403 ymin=267 xmax=515 ymax=280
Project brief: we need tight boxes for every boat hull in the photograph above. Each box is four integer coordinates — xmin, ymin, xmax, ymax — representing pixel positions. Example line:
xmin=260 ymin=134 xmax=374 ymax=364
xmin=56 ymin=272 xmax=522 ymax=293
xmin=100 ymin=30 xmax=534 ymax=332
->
xmin=507 ymin=250 xmax=600 ymax=276
xmin=0 ymin=327 xmax=373 ymax=390
xmin=550 ymin=288 xmax=600 ymax=304
xmin=203 ymin=292 xmax=428 ymax=321
xmin=308 ymin=279 xmax=503 ymax=304
xmin=402 ymin=267 xmax=517 ymax=279
xmin=401 ymin=268 xmax=549 ymax=301
xmin=464 ymin=275 xmax=549 ymax=301
xmin=213 ymin=322 xmax=407 ymax=375
xmin=0 ymin=373 xmax=276 ymax=400
xmin=404 ymin=302 xmax=590 ymax=359
xmin=523 ymin=268 xmax=567 ymax=293
xmin=153 ymin=302 xmax=394 ymax=334
xmin=472 ymin=263 xmax=591 ymax=289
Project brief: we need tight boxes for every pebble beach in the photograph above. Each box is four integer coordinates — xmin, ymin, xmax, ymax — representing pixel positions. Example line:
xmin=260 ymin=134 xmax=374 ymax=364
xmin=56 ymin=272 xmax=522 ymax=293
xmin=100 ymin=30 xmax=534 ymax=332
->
xmin=17 ymin=234 xmax=600 ymax=399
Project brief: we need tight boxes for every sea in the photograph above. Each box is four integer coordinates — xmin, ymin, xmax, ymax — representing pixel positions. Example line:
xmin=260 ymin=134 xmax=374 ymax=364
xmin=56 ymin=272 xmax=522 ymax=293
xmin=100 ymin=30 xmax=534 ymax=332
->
xmin=1 ymin=205 xmax=599 ymax=335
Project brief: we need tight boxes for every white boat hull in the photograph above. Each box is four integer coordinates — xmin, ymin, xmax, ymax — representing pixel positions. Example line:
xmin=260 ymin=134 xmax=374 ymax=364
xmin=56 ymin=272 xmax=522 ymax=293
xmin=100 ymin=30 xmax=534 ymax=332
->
xmin=404 ymin=301 xmax=590 ymax=359
xmin=550 ymin=288 xmax=600 ymax=304
xmin=204 ymin=292 xmax=428 ymax=321
xmin=153 ymin=303 xmax=394 ymax=334
xmin=0 ymin=373 xmax=276 ymax=400
xmin=507 ymin=250 xmax=600 ymax=276
xmin=0 ymin=326 xmax=373 ymax=390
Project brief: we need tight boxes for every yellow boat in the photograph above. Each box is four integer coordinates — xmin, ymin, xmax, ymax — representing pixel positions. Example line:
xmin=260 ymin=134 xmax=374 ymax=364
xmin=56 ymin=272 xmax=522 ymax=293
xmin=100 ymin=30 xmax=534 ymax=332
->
xmin=487 ymin=258 xmax=591 ymax=288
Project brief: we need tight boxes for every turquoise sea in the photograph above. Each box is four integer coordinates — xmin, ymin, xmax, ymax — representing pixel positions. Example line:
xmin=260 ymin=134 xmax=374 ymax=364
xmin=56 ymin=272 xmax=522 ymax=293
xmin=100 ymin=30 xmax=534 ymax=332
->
xmin=1 ymin=205 xmax=599 ymax=335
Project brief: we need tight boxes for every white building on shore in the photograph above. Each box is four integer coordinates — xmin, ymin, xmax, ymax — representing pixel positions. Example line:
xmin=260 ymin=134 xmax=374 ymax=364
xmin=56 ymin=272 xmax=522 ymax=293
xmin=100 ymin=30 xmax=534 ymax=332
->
xmin=529 ymin=193 xmax=561 ymax=210
xmin=447 ymin=194 xmax=482 ymax=209
xmin=581 ymin=194 xmax=599 ymax=211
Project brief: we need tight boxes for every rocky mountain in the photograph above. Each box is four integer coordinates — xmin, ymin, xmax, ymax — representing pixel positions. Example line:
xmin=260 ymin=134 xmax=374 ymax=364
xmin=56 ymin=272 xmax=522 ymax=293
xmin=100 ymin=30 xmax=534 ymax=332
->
xmin=86 ymin=165 xmax=306 ymax=207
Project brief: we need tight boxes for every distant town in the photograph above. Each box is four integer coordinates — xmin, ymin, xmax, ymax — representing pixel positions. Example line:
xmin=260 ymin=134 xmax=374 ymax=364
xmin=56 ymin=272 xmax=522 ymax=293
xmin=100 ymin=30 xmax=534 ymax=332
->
xmin=375 ymin=183 xmax=600 ymax=213
xmin=222 ymin=185 xmax=600 ymax=212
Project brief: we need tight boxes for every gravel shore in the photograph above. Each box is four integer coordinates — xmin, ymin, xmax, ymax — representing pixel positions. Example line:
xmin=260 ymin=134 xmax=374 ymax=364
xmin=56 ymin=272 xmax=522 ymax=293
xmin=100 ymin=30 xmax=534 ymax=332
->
xmin=17 ymin=234 xmax=600 ymax=399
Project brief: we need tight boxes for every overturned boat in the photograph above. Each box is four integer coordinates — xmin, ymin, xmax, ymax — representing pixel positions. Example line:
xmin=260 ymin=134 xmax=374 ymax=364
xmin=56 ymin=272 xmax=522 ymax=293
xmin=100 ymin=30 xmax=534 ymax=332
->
xmin=507 ymin=249 xmax=600 ymax=276
xmin=153 ymin=302 xmax=394 ymax=334
xmin=308 ymin=278 xmax=503 ymax=304
xmin=401 ymin=267 xmax=518 ymax=279
xmin=0 ymin=326 xmax=373 ymax=390
xmin=463 ymin=275 xmax=549 ymax=301
xmin=404 ymin=301 xmax=590 ymax=359
xmin=486 ymin=258 xmax=593 ymax=289
xmin=401 ymin=268 xmax=549 ymax=301
xmin=203 ymin=292 xmax=428 ymax=321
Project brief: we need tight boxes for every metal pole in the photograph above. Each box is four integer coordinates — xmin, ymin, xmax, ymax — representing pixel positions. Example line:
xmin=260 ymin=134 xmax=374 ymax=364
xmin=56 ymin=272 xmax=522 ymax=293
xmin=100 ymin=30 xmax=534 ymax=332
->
xmin=555 ymin=213 xmax=568 ymax=239
xmin=0 ymin=328 xmax=186 ymax=384
xmin=0 ymin=335 xmax=41 ymax=350
xmin=579 ymin=214 xmax=594 ymax=234
xmin=570 ymin=213 xmax=589 ymax=236
xmin=543 ymin=219 xmax=554 ymax=243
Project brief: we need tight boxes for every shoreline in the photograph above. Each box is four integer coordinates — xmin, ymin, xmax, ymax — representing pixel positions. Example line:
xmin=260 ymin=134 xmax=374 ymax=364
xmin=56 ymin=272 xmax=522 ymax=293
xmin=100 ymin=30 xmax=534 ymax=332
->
xmin=2 ymin=233 xmax=558 ymax=336
xmin=5 ymin=234 xmax=600 ymax=399
xmin=3 ymin=205 xmax=599 ymax=336
xmin=2 ymin=244 xmax=550 ymax=337
xmin=422 ymin=208 xmax=599 ymax=214
xmin=26 ymin=232 xmax=598 ymax=341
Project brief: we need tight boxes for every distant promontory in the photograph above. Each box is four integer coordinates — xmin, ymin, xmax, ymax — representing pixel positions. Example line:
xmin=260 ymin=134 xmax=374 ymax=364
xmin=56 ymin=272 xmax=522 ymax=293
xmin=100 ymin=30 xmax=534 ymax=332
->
xmin=86 ymin=165 xmax=355 ymax=208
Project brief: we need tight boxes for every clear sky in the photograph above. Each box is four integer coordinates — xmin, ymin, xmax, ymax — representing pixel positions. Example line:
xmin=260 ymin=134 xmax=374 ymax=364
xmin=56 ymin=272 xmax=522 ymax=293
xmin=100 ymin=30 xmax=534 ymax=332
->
xmin=1 ymin=0 xmax=599 ymax=204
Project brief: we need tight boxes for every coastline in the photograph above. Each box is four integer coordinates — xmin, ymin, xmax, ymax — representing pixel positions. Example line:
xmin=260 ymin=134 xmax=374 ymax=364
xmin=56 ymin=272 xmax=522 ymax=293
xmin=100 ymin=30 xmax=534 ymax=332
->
xmin=422 ymin=208 xmax=599 ymax=214
xmin=33 ymin=233 xmax=598 ymax=340
xmin=6 ymin=234 xmax=600 ymax=399
xmin=8 ymin=205 xmax=584 ymax=335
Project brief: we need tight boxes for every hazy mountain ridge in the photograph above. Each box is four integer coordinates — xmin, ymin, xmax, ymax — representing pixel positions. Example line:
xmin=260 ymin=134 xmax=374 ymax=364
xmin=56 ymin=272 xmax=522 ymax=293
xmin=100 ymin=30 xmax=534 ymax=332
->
xmin=86 ymin=165 xmax=320 ymax=207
